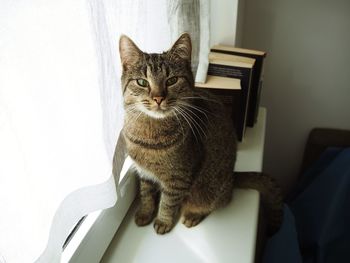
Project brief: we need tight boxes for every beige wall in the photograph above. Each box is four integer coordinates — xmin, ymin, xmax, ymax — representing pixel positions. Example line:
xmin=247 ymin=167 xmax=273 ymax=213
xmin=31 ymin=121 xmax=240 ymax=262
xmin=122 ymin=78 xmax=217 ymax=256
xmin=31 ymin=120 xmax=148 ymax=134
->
xmin=241 ymin=0 xmax=350 ymax=192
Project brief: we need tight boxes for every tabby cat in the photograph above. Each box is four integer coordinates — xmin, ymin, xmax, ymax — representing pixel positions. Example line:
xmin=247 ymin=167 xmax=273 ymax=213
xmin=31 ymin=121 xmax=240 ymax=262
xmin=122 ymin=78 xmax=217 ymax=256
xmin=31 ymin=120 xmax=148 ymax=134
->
xmin=119 ymin=33 xmax=282 ymax=235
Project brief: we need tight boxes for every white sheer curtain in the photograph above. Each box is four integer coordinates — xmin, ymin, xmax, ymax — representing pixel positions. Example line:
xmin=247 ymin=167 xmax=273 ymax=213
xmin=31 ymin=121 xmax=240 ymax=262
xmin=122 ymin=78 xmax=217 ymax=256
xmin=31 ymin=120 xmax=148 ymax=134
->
xmin=0 ymin=0 xmax=209 ymax=262
xmin=0 ymin=1 xmax=117 ymax=262
xmin=167 ymin=0 xmax=209 ymax=83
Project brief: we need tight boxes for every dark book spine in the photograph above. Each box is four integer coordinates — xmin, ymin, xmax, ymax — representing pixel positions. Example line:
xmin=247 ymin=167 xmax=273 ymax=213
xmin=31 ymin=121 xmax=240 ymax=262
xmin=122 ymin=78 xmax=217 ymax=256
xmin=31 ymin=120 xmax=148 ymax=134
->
xmin=211 ymin=49 xmax=265 ymax=127
xmin=198 ymin=88 xmax=242 ymax=141
xmin=207 ymin=63 xmax=251 ymax=141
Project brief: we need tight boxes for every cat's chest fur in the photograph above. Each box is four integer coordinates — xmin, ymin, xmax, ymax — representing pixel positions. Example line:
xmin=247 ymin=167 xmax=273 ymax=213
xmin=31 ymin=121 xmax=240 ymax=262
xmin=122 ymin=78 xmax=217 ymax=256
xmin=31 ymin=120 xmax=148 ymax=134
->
xmin=123 ymin=115 xmax=196 ymax=181
xmin=132 ymin=162 xmax=159 ymax=183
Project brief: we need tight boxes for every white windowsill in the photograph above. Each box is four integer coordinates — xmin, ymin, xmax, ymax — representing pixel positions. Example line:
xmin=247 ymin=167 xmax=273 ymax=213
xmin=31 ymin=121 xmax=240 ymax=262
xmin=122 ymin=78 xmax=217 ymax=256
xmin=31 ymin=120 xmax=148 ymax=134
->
xmin=63 ymin=108 xmax=266 ymax=263
xmin=61 ymin=157 xmax=135 ymax=263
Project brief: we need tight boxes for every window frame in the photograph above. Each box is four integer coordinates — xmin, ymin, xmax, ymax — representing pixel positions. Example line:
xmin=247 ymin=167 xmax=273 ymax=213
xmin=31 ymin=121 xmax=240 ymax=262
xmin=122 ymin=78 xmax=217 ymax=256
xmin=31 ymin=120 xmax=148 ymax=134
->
xmin=61 ymin=157 xmax=136 ymax=263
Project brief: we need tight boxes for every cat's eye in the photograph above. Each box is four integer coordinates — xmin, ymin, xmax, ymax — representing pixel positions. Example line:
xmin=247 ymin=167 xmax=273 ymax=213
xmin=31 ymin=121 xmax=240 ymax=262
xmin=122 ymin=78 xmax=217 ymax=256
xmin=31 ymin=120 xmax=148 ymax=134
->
xmin=136 ymin=78 xmax=149 ymax=87
xmin=166 ymin=77 xmax=178 ymax=86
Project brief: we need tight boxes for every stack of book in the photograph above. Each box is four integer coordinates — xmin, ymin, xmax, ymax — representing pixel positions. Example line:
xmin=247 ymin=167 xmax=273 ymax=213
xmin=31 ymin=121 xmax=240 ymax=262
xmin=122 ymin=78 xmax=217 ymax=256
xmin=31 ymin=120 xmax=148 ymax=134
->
xmin=195 ymin=45 xmax=266 ymax=141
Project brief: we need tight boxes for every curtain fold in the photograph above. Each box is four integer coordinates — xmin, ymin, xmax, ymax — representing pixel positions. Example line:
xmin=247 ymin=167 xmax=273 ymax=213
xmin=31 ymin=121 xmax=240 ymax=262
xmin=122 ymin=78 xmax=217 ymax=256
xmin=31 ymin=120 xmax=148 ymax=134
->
xmin=0 ymin=1 xmax=118 ymax=262
xmin=196 ymin=0 xmax=210 ymax=83
xmin=0 ymin=0 xmax=210 ymax=262
xmin=167 ymin=0 xmax=210 ymax=83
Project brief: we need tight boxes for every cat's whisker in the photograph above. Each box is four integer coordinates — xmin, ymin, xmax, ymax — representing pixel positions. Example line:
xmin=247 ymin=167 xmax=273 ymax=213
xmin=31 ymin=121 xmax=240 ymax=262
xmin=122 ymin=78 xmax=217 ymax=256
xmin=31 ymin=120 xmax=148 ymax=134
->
xmin=125 ymin=102 xmax=146 ymax=114
xmin=177 ymin=104 xmax=207 ymax=130
xmin=124 ymin=104 xmax=145 ymax=128
xmin=177 ymin=106 xmax=206 ymax=141
xmin=132 ymin=112 xmax=143 ymax=125
xmin=124 ymin=111 xmax=143 ymax=129
xmin=180 ymin=111 xmax=206 ymax=140
xmin=178 ymin=109 xmax=203 ymax=140
xmin=173 ymin=106 xmax=200 ymax=143
xmin=181 ymin=96 xmax=221 ymax=104
xmin=177 ymin=101 xmax=210 ymax=122
xmin=125 ymin=106 xmax=138 ymax=114
xmin=177 ymin=102 xmax=217 ymax=133
xmin=171 ymin=107 xmax=186 ymax=143
xmin=124 ymin=109 xmax=140 ymax=118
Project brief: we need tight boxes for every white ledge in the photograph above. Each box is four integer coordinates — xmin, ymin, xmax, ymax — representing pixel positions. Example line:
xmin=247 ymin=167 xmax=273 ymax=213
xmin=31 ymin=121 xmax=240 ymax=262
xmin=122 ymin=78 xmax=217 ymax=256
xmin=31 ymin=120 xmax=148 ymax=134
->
xmin=101 ymin=108 xmax=266 ymax=263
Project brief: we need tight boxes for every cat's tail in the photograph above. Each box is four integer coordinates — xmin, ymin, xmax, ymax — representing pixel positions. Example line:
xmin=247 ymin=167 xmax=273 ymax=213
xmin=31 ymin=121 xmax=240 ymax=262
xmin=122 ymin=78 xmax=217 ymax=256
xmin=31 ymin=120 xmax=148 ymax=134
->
xmin=234 ymin=172 xmax=284 ymax=236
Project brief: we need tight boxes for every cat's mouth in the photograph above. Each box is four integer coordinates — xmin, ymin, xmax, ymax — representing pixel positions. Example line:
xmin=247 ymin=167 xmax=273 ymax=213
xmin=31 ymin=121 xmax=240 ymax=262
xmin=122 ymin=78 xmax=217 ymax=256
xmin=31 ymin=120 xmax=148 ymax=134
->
xmin=139 ymin=103 xmax=173 ymax=119
xmin=153 ymin=104 xmax=167 ymax=111
xmin=151 ymin=105 xmax=172 ymax=116
xmin=135 ymin=98 xmax=177 ymax=119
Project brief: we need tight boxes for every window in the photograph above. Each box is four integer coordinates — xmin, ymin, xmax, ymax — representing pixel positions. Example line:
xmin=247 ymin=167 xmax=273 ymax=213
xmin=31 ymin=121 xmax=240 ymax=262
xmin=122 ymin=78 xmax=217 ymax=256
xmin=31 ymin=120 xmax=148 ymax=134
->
xmin=0 ymin=0 xmax=217 ymax=261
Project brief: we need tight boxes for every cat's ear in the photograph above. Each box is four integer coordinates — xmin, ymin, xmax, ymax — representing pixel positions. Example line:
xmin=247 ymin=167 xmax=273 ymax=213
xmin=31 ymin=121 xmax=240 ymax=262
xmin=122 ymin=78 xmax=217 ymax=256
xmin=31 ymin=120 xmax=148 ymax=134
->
xmin=168 ymin=33 xmax=192 ymax=63
xmin=119 ymin=35 xmax=143 ymax=68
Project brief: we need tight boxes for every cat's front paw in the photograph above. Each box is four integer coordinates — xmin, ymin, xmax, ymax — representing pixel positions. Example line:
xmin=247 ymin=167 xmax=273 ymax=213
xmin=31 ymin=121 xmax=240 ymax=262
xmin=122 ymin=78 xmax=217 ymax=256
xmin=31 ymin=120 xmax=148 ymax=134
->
xmin=153 ymin=218 xmax=174 ymax=234
xmin=182 ymin=213 xmax=206 ymax=228
xmin=135 ymin=210 xmax=155 ymax=226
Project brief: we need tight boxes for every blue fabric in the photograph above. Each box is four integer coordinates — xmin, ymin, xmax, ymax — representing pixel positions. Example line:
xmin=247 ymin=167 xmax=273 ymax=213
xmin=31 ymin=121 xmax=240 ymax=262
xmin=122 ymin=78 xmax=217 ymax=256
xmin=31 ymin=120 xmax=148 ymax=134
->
xmin=263 ymin=147 xmax=350 ymax=263
xmin=262 ymin=205 xmax=303 ymax=263
xmin=289 ymin=147 xmax=350 ymax=263
xmin=289 ymin=148 xmax=342 ymax=201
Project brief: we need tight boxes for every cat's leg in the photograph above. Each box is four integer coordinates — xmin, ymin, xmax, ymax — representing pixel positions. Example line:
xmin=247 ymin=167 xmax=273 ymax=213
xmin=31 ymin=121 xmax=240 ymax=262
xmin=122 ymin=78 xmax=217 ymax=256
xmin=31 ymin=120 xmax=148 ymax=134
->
xmin=181 ymin=200 xmax=211 ymax=228
xmin=182 ymin=211 xmax=208 ymax=228
xmin=182 ymin=176 xmax=233 ymax=228
xmin=154 ymin=179 xmax=190 ymax=234
xmin=135 ymin=178 xmax=159 ymax=226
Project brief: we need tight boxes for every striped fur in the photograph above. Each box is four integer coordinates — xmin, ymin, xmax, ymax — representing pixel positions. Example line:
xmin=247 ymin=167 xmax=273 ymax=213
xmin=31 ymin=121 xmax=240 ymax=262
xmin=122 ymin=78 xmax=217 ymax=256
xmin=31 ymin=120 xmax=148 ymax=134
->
xmin=119 ymin=33 xmax=282 ymax=235
xmin=234 ymin=172 xmax=283 ymax=235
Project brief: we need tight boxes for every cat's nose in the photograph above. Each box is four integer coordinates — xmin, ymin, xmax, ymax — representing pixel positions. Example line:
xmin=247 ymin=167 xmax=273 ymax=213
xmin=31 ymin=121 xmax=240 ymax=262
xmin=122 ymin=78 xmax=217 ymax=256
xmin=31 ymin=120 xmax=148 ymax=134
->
xmin=153 ymin=96 xmax=164 ymax=105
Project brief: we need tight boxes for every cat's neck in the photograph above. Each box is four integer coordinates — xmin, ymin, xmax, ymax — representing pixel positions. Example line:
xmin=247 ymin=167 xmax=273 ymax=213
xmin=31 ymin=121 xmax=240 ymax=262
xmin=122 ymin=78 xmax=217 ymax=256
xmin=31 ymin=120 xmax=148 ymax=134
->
xmin=123 ymin=111 xmax=187 ymax=143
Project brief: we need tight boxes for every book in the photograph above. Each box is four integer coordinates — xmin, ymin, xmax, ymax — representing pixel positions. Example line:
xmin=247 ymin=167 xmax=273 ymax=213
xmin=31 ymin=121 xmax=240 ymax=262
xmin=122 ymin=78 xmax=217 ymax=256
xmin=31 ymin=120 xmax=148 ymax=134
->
xmin=211 ymin=45 xmax=266 ymax=127
xmin=195 ymin=75 xmax=244 ymax=141
xmin=195 ymin=75 xmax=241 ymax=90
xmin=206 ymin=52 xmax=255 ymax=141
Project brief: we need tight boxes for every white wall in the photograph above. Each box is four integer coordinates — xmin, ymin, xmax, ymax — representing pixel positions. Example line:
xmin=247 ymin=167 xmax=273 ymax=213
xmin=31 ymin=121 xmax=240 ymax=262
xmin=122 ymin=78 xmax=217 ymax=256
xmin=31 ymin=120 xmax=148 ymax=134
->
xmin=210 ymin=0 xmax=239 ymax=46
xmin=241 ymin=0 xmax=350 ymax=192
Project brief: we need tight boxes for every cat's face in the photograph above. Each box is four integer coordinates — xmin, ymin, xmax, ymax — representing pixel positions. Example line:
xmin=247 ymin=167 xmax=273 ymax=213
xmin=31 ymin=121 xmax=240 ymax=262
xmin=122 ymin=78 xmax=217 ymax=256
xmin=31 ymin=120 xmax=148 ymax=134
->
xmin=119 ymin=34 xmax=194 ymax=119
